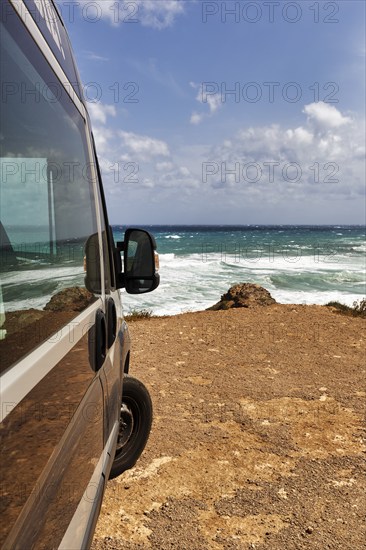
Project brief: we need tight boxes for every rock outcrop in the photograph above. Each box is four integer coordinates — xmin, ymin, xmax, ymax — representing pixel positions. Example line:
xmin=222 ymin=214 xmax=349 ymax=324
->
xmin=207 ymin=283 xmax=276 ymax=310
xmin=45 ymin=287 xmax=95 ymax=312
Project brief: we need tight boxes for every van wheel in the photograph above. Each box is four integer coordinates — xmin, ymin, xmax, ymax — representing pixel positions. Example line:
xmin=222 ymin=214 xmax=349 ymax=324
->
xmin=109 ymin=376 xmax=153 ymax=479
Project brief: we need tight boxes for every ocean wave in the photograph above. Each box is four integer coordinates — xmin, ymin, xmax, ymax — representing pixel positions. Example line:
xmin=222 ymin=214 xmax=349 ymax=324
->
xmin=122 ymin=247 xmax=365 ymax=316
xmin=2 ymin=226 xmax=364 ymax=317
xmin=159 ymin=253 xmax=176 ymax=261
xmin=1 ymin=266 xmax=83 ymax=285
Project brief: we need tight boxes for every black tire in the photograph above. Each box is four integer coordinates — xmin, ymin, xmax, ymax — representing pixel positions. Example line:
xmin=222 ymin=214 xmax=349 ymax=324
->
xmin=109 ymin=375 xmax=153 ymax=479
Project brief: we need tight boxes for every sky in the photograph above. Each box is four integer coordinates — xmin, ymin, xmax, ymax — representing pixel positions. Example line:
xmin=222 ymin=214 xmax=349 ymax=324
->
xmin=56 ymin=0 xmax=365 ymax=225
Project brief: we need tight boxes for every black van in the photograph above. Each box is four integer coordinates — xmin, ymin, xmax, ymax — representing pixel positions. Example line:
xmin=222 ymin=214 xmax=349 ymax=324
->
xmin=0 ymin=0 xmax=159 ymax=547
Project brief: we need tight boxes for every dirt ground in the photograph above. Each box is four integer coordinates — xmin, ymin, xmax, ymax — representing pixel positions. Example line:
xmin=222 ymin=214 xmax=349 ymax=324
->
xmin=92 ymin=304 xmax=366 ymax=550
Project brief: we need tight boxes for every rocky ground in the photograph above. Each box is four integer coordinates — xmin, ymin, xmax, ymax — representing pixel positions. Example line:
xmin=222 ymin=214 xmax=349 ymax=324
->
xmin=92 ymin=303 xmax=366 ymax=550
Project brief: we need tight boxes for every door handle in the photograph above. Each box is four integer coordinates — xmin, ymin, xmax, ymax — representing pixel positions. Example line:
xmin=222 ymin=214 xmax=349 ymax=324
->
xmin=89 ymin=309 xmax=106 ymax=372
xmin=106 ymin=298 xmax=117 ymax=349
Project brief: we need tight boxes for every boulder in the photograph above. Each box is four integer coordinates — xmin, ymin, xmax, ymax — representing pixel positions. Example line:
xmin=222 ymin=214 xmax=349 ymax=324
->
xmin=207 ymin=283 xmax=276 ymax=310
xmin=45 ymin=287 xmax=95 ymax=312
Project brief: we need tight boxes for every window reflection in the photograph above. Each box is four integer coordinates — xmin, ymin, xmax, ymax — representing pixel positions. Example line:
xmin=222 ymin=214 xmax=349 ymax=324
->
xmin=0 ymin=18 xmax=99 ymax=372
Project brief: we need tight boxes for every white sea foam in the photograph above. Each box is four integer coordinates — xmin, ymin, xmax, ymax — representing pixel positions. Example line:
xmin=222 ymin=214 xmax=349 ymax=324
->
xmin=2 ymin=266 xmax=84 ymax=311
xmin=1 ymin=266 xmax=83 ymax=286
xmin=159 ymin=253 xmax=176 ymax=261
xmin=2 ymin=227 xmax=364 ymax=317
xmin=5 ymin=295 xmax=53 ymax=312
xmin=122 ymin=247 xmax=365 ymax=316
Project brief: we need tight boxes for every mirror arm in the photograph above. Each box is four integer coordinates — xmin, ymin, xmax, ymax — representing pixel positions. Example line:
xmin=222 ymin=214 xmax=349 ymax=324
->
xmin=116 ymin=273 xmax=125 ymax=289
xmin=114 ymin=241 xmax=125 ymax=289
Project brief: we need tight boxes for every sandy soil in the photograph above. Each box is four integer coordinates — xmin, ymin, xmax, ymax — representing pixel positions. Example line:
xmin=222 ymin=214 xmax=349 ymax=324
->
xmin=92 ymin=304 xmax=366 ymax=550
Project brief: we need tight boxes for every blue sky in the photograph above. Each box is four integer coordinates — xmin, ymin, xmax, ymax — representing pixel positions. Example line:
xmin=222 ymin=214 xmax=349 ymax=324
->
xmin=57 ymin=0 xmax=365 ymax=225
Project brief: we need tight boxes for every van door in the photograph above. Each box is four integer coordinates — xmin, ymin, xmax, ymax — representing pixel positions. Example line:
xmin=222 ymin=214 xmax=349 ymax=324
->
xmin=90 ymin=150 xmax=129 ymax=443
xmin=0 ymin=3 xmax=109 ymax=546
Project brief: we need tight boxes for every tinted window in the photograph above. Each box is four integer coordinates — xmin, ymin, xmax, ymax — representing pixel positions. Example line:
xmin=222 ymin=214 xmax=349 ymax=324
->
xmin=0 ymin=7 xmax=99 ymax=372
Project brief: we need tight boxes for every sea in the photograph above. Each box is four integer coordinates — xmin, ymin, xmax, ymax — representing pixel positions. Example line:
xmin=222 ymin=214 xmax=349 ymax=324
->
xmin=115 ymin=225 xmax=366 ymax=316
xmin=1 ymin=225 xmax=365 ymax=316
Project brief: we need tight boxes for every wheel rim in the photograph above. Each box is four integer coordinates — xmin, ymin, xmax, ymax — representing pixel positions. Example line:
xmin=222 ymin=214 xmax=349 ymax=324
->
xmin=115 ymin=402 xmax=134 ymax=451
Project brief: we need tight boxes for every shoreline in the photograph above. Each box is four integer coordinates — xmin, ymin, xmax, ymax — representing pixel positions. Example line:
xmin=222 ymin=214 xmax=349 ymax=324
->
xmin=124 ymin=297 xmax=366 ymax=321
xmin=122 ymin=290 xmax=366 ymax=318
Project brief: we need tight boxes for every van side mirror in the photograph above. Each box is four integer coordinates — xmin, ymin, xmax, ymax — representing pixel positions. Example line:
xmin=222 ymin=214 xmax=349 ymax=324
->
xmin=116 ymin=229 xmax=159 ymax=294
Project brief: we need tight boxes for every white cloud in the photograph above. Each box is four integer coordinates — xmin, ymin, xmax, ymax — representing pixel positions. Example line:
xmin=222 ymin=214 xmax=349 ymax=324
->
xmin=303 ymin=102 xmax=352 ymax=130
xmin=190 ymin=112 xmax=204 ymax=125
xmin=152 ymin=163 xmax=198 ymax=190
xmin=92 ymin=126 xmax=115 ymax=155
xmin=85 ymin=101 xmax=364 ymax=224
xmin=141 ymin=178 xmax=155 ymax=188
xmin=119 ymin=131 xmax=170 ymax=160
xmin=156 ymin=161 xmax=174 ymax=171
xmin=190 ymin=82 xmax=222 ymax=124
xmin=178 ymin=166 xmax=190 ymax=177
xmin=202 ymin=104 xmax=363 ymax=198
xmin=136 ymin=0 xmax=185 ymax=30
xmin=205 ymin=92 xmax=221 ymax=114
xmin=285 ymin=127 xmax=313 ymax=145
xmin=88 ymin=103 xmax=117 ymax=125
xmin=76 ymin=0 xmax=185 ymax=29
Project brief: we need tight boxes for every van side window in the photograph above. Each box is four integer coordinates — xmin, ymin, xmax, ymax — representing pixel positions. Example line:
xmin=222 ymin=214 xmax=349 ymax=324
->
xmin=0 ymin=13 xmax=100 ymax=373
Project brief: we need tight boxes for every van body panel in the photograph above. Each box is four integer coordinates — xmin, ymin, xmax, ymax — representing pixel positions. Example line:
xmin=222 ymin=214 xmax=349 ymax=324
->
xmin=0 ymin=0 xmax=158 ymax=546
xmin=0 ymin=343 xmax=105 ymax=547
xmin=0 ymin=301 xmax=101 ymax=421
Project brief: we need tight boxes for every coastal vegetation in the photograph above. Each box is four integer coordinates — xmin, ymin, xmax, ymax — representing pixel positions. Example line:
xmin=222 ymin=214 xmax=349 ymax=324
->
xmin=125 ymin=309 xmax=153 ymax=321
xmin=326 ymin=298 xmax=366 ymax=318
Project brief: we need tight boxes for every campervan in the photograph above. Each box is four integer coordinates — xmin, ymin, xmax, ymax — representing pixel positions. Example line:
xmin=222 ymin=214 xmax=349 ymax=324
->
xmin=0 ymin=0 xmax=159 ymax=547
